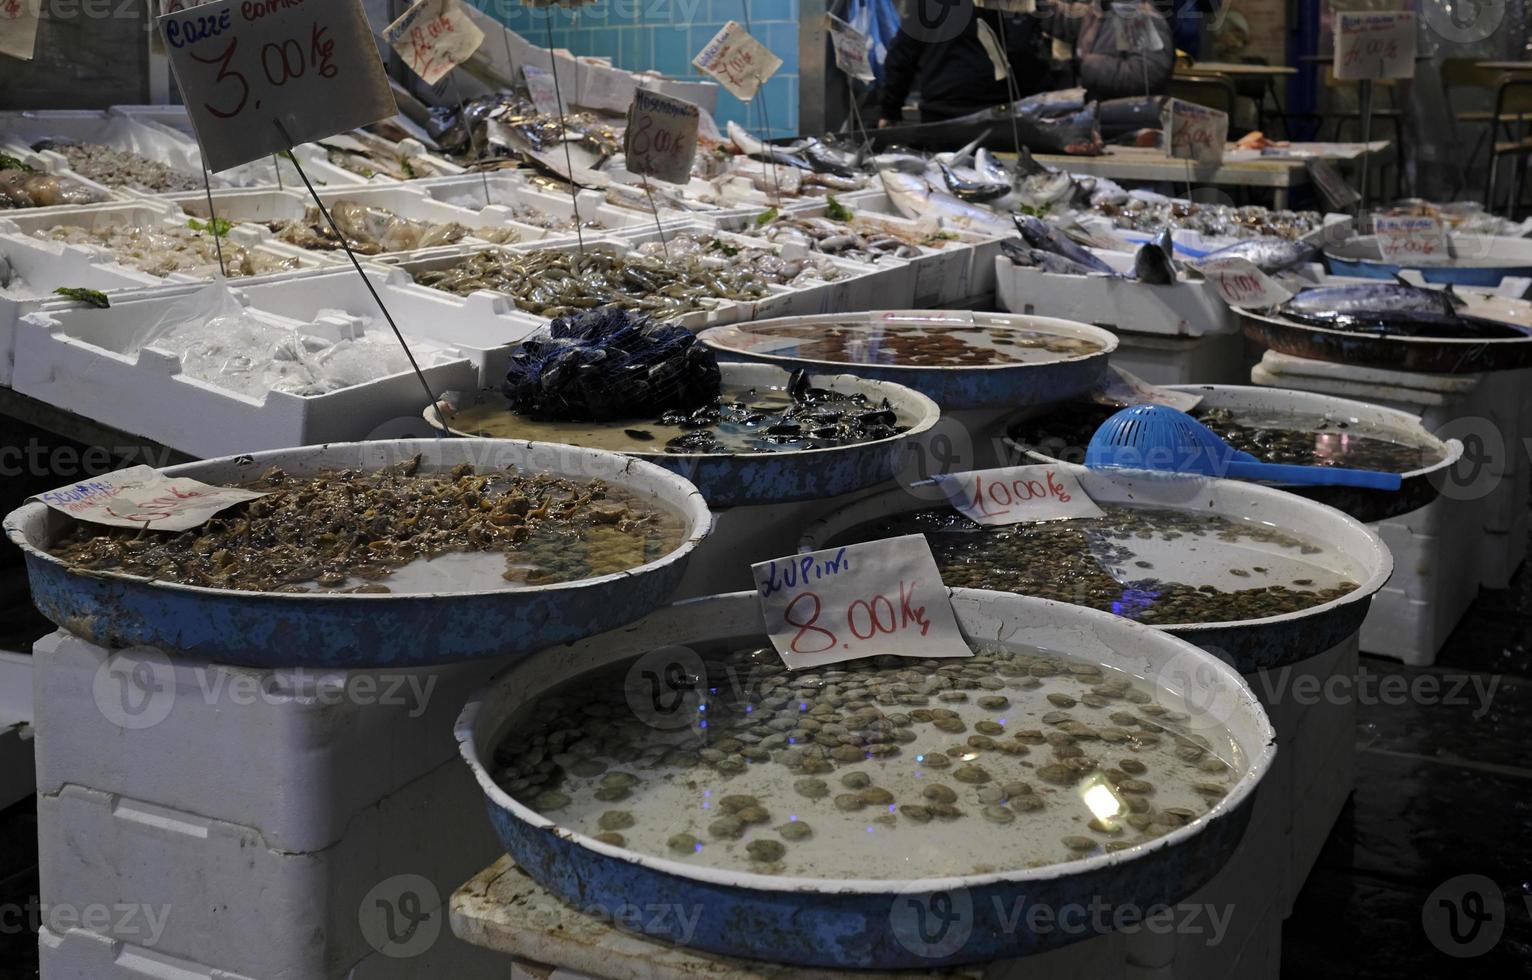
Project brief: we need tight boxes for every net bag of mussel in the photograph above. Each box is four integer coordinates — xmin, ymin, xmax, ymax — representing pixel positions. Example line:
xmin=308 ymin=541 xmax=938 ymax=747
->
xmin=503 ymin=307 xmax=722 ymax=421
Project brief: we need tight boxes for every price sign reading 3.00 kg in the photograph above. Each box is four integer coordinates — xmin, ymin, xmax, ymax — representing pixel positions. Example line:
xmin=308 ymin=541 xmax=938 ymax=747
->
xmin=625 ymin=89 xmax=700 ymax=185
xmin=159 ymin=0 xmax=397 ymax=172
xmin=753 ymin=535 xmax=971 ymax=671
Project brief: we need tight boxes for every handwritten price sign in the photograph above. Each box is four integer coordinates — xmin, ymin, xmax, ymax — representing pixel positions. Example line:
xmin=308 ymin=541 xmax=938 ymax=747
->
xmin=753 ymin=535 xmax=970 ymax=670
xmin=826 ymin=13 xmax=873 ymax=83
xmin=384 ymin=0 xmax=484 ymax=87
xmin=1374 ymin=214 xmax=1450 ymax=266
xmin=934 ymin=465 xmax=1103 ymax=526
xmin=159 ymin=0 xmax=397 ymax=172
xmin=693 ymin=20 xmax=781 ymax=101
xmin=1305 ymin=157 xmax=1360 ymax=210
xmin=31 ymin=466 xmax=268 ymax=531
xmin=1093 ymin=364 xmax=1203 ymax=412
xmin=0 ymin=0 xmax=39 ymax=61
xmin=625 ymin=88 xmax=699 ymax=185
xmin=1334 ymin=11 xmax=1415 ymax=81
xmin=1196 ymin=255 xmax=1294 ymax=309
xmin=1163 ymin=98 xmax=1227 ymax=165
xmin=1112 ymin=2 xmax=1164 ymax=52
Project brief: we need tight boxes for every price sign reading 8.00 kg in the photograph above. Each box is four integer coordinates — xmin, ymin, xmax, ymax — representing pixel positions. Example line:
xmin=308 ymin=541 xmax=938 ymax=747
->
xmin=753 ymin=535 xmax=971 ymax=671
xmin=625 ymin=88 xmax=700 ymax=185
xmin=159 ymin=0 xmax=397 ymax=172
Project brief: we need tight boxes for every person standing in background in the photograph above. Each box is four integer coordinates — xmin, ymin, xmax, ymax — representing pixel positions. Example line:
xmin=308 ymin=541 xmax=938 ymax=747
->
xmin=1046 ymin=0 xmax=1175 ymax=101
xmin=878 ymin=0 xmax=1048 ymax=126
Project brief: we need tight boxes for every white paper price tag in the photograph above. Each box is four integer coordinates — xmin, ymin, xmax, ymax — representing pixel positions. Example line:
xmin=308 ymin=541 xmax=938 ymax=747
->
xmin=384 ymin=0 xmax=484 ymax=86
xmin=1334 ymin=11 xmax=1416 ymax=81
xmin=523 ymin=64 xmax=562 ymax=115
xmin=826 ymin=13 xmax=874 ymax=82
xmin=692 ymin=20 xmax=781 ymax=101
xmin=935 ymin=466 xmax=1103 ymax=526
xmin=31 ymin=466 xmax=268 ymax=531
xmin=974 ymin=19 xmax=1010 ymax=82
xmin=625 ymin=88 xmax=699 ymax=185
xmin=1092 ymin=364 xmax=1203 ymax=411
xmin=753 ymin=535 xmax=970 ymax=671
xmin=1112 ymin=3 xmax=1164 ymax=52
xmin=159 ymin=0 xmax=397 ymax=173
xmin=1374 ymin=214 xmax=1450 ymax=266
xmin=0 ymin=0 xmax=39 ymax=61
xmin=1163 ymin=98 xmax=1227 ymax=165
xmin=1197 ymin=254 xmax=1294 ymax=308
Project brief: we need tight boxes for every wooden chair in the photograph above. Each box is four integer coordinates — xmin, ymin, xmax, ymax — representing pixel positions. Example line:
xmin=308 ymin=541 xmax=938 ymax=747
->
xmin=1486 ymin=76 xmax=1532 ymax=217
xmin=1442 ymin=58 xmax=1512 ymax=176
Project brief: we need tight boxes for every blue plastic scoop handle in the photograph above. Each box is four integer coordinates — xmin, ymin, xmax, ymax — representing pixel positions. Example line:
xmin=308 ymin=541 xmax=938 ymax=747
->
xmin=1085 ymin=404 xmax=1403 ymax=491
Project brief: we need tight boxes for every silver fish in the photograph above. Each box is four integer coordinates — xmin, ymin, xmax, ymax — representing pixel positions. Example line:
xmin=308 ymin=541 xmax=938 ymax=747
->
xmin=881 ymin=171 xmax=1016 ymax=238
xmin=870 ymin=146 xmax=928 ymax=174
xmin=939 ymin=163 xmax=1011 ymax=203
xmin=974 ymin=148 xmax=1011 ymax=185
xmin=1201 ymin=238 xmax=1318 ymax=274
xmin=1132 ymin=228 xmax=1177 ymax=285
xmin=1284 ymin=280 xmax=1462 ymax=317
xmin=1013 ymin=215 xmax=1119 ymax=276
xmin=1001 ymin=239 xmax=1104 ymax=276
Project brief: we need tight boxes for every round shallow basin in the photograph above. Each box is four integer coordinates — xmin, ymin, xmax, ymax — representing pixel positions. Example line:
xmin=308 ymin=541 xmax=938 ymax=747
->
xmin=698 ymin=311 xmax=1118 ymax=412
xmin=1002 ymin=385 xmax=1464 ymax=523
xmin=1325 ymin=233 xmax=1532 ymax=287
xmin=800 ymin=465 xmax=1392 ymax=672
xmin=457 ymin=589 xmax=1276 ymax=968
xmin=4 ymin=439 xmax=712 ymax=668
xmin=1239 ymin=306 xmax=1532 ymax=374
xmin=424 ymin=363 xmax=941 ymax=508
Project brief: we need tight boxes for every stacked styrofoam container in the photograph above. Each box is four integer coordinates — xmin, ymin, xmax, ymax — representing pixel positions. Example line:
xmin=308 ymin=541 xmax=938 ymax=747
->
xmin=12 ymin=282 xmax=477 ymax=458
xmin=1252 ymin=349 xmax=1530 ymax=664
xmin=414 ymin=174 xmax=681 ymax=237
xmin=31 ymin=631 xmax=514 ymax=979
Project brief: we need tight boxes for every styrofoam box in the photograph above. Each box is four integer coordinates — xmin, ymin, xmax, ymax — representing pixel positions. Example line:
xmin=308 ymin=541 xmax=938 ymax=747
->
xmin=843 ymin=188 xmax=1009 ymax=301
xmin=160 ymin=185 xmax=551 ymax=253
xmin=996 ymin=253 xmax=1239 ymax=337
xmin=13 ymin=284 xmax=477 ymax=458
xmin=414 ymin=174 xmax=682 ymax=236
xmin=0 ymin=140 xmax=125 ymax=211
xmin=715 ymin=204 xmax=982 ymax=309
xmin=230 ymin=264 xmax=545 ymax=389
xmin=0 ymin=200 xmax=331 ymax=278
xmin=32 ymin=630 xmax=514 ymax=853
xmin=38 ymin=759 xmax=505 ymax=980
xmin=0 ymin=232 xmax=162 ymax=388
xmin=388 ymin=239 xmax=739 ymax=331
xmin=1103 ymin=328 xmax=1250 ymax=385
xmin=613 ymin=221 xmax=903 ymax=320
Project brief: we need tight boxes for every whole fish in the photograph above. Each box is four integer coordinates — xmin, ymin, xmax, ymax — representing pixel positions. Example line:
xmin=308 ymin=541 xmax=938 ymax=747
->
xmin=881 ymin=171 xmax=1016 ymax=238
xmin=1132 ymin=229 xmax=1177 ymax=285
xmin=974 ymin=147 xmax=1012 ymax=185
xmin=727 ymin=121 xmax=815 ymax=170
xmin=939 ymin=163 xmax=1012 ymax=203
xmin=934 ymin=131 xmax=989 ymax=168
xmin=1284 ymin=281 xmax=1462 ymax=318
xmin=1013 ymin=215 xmax=1119 ymax=276
xmin=869 ymin=146 xmax=928 ymax=174
xmin=1202 ymin=238 xmax=1317 ymax=274
xmin=1001 ymin=238 xmax=1106 ymax=276
xmin=801 ymin=138 xmax=860 ymax=177
xmin=1282 ymin=308 xmax=1529 ymax=340
xmin=1015 ymin=169 xmax=1079 ymax=209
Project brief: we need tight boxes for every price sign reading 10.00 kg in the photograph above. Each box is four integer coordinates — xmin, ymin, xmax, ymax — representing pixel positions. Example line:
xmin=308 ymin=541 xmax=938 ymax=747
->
xmin=159 ymin=0 xmax=397 ymax=172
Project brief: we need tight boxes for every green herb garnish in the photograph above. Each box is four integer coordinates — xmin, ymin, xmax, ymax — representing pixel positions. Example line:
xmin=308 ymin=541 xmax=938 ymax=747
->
xmin=401 ymin=158 xmax=418 ymax=179
xmin=1015 ymin=203 xmax=1048 ymax=219
xmin=0 ymin=153 xmax=33 ymax=172
xmin=825 ymin=195 xmax=854 ymax=222
xmin=707 ymin=239 xmax=741 ymax=257
xmin=54 ymin=287 xmax=110 ymax=309
xmin=187 ymin=217 xmax=234 ymax=238
xmin=754 ymin=207 xmax=779 ymax=227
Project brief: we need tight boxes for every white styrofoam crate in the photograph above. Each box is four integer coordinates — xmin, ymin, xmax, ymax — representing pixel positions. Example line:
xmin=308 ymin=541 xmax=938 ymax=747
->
xmin=996 ymin=255 xmax=1239 ymax=337
xmin=1104 ymin=328 xmax=1250 ymax=385
xmin=161 ymin=185 xmax=549 ymax=253
xmin=0 ymin=139 xmax=125 ymax=210
xmin=613 ymin=221 xmax=902 ymax=319
xmin=414 ymin=175 xmax=679 ymax=237
xmin=12 ymin=284 xmax=477 ymax=458
xmin=32 ymin=630 xmax=513 ymax=853
xmin=38 ymin=759 xmax=504 ymax=980
xmin=229 ymin=265 xmax=545 ymax=390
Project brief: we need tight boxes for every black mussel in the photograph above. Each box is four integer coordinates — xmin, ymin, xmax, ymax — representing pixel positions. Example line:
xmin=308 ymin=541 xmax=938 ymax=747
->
xmin=766 ymin=422 xmax=802 ymax=436
xmin=856 ymin=409 xmax=898 ymax=427
xmin=625 ymin=429 xmax=656 ymax=441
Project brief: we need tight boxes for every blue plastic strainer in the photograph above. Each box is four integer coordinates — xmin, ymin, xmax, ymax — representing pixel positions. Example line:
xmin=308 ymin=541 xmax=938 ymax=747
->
xmin=1085 ymin=405 xmax=1403 ymax=490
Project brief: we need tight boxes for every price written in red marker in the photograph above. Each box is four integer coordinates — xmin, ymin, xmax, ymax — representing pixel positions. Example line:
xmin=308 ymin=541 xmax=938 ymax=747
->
xmin=384 ymin=0 xmax=484 ymax=87
xmin=935 ymin=465 xmax=1104 ymax=526
xmin=1195 ymin=255 xmax=1294 ymax=309
xmin=159 ymin=0 xmax=396 ymax=172
xmin=692 ymin=20 xmax=781 ymax=101
xmin=1374 ymin=214 xmax=1450 ymax=267
xmin=1333 ymin=11 xmax=1416 ymax=81
xmin=625 ymin=88 xmax=700 ymax=185
xmin=0 ymin=0 xmax=39 ymax=61
xmin=30 ymin=465 xmax=269 ymax=531
xmin=1162 ymin=98 xmax=1228 ymax=165
xmin=752 ymin=535 xmax=971 ymax=670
